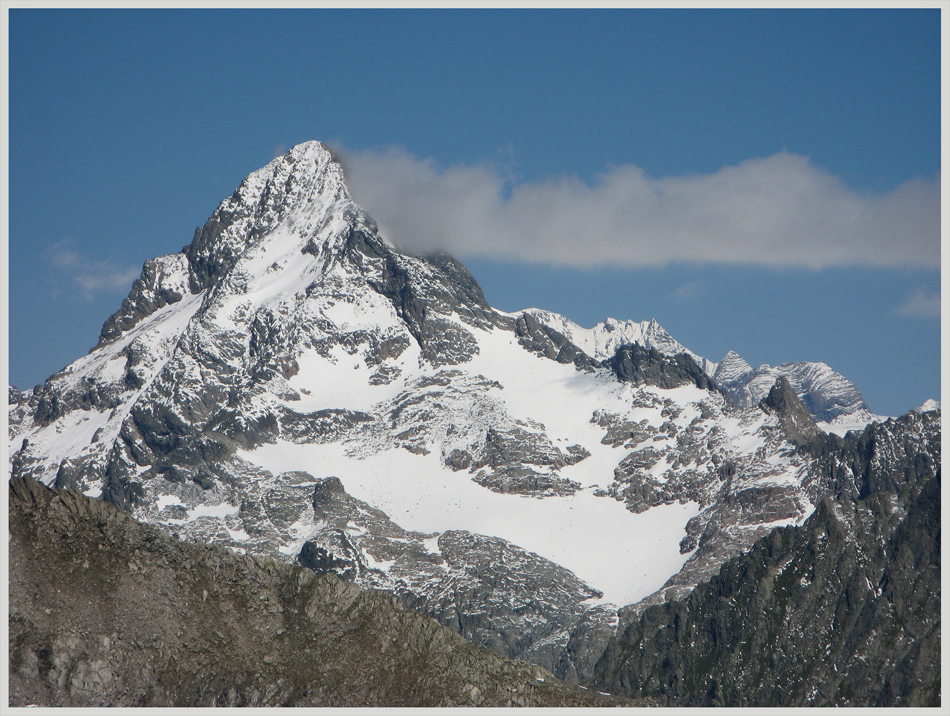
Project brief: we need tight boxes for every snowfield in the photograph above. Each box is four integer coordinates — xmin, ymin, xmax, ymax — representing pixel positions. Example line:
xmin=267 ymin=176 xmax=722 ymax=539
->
xmin=241 ymin=440 xmax=699 ymax=607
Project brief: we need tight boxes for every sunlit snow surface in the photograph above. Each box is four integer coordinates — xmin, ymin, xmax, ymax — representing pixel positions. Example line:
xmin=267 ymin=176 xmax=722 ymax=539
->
xmin=11 ymin=291 xmax=205 ymax=487
xmin=244 ymin=442 xmax=698 ymax=607
xmin=239 ymin=321 xmax=704 ymax=607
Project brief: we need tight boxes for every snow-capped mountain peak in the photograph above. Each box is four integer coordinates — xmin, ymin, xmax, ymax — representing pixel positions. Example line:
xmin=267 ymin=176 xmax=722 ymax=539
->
xmin=712 ymin=347 xmax=877 ymax=426
xmin=94 ymin=140 xmax=375 ymax=351
xmin=913 ymin=398 xmax=940 ymax=414
xmin=520 ymin=308 xmax=717 ymax=376
xmin=713 ymin=350 xmax=753 ymax=384
xmin=184 ymin=139 xmax=380 ymax=292
xmin=10 ymin=139 xmax=926 ymax=685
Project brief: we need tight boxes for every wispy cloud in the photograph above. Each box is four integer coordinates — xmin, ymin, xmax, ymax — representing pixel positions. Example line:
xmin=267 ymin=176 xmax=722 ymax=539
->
xmin=894 ymin=287 xmax=941 ymax=318
xmin=670 ymin=281 xmax=705 ymax=303
xmin=44 ymin=238 xmax=140 ymax=299
xmin=337 ymin=146 xmax=940 ymax=270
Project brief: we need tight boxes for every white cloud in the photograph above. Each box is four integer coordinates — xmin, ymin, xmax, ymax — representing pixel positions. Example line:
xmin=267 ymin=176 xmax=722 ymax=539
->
xmin=44 ymin=239 xmax=140 ymax=299
xmin=337 ymin=146 xmax=940 ymax=270
xmin=894 ymin=287 xmax=941 ymax=318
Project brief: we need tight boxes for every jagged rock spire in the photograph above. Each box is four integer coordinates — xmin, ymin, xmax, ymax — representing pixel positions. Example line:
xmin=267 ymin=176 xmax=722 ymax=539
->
xmin=759 ymin=376 xmax=820 ymax=446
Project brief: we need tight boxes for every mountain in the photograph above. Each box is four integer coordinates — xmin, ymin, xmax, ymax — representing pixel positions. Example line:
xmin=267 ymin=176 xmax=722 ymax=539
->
xmin=713 ymin=350 xmax=879 ymax=428
xmin=8 ymin=141 xmax=939 ymax=700
xmin=520 ymin=308 xmax=718 ymax=376
xmin=915 ymin=398 xmax=941 ymax=414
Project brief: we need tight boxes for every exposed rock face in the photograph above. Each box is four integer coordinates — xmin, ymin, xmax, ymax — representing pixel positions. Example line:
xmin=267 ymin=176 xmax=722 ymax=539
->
xmin=589 ymin=412 xmax=941 ymax=707
xmin=607 ymin=342 xmax=719 ymax=392
xmin=800 ymin=409 xmax=941 ymax=503
xmin=514 ymin=311 xmax=600 ymax=371
xmin=367 ymin=248 xmax=510 ymax=367
xmin=713 ymin=349 xmax=753 ymax=384
xmin=8 ymin=385 xmax=31 ymax=439
xmin=97 ymin=254 xmax=190 ymax=347
xmin=9 ymin=477 xmax=634 ymax=708
xmin=522 ymin=309 xmax=718 ymax=376
xmin=759 ymin=376 xmax=820 ymax=447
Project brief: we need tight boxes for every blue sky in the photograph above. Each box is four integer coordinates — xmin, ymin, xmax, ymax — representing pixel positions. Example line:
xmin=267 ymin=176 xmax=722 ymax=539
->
xmin=6 ymin=7 xmax=944 ymax=417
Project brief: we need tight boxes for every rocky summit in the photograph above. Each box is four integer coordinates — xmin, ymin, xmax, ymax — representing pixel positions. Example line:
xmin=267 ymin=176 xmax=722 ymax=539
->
xmin=8 ymin=140 xmax=941 ymax=706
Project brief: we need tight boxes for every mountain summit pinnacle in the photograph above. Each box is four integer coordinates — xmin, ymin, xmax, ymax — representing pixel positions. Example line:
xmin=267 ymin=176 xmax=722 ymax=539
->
xmin=184 ymin=140 xmax=371 ymax=292
xmin=96 ymin=141 xmax=367 ymax=347
xmin=759 ymin=375 xmax=820 ymax=446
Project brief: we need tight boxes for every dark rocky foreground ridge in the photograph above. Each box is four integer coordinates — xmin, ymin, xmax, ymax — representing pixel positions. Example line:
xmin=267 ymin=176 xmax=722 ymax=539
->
xmin=8 ymin=476 xmax=635 ymax=707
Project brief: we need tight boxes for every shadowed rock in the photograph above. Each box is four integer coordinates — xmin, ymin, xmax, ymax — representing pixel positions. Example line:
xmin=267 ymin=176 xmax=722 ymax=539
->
xmin=608 ymin=343 xmax=719 ymax=392
xmin=759 ymin=376 xmax=820 ymax=447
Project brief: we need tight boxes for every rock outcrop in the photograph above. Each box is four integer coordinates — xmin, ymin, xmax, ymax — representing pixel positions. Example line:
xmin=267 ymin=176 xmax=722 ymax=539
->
xmin=607 ymin=342 xmax=719 ymax=392
xmin=759 ymin=376 xmax=821 ymax=447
